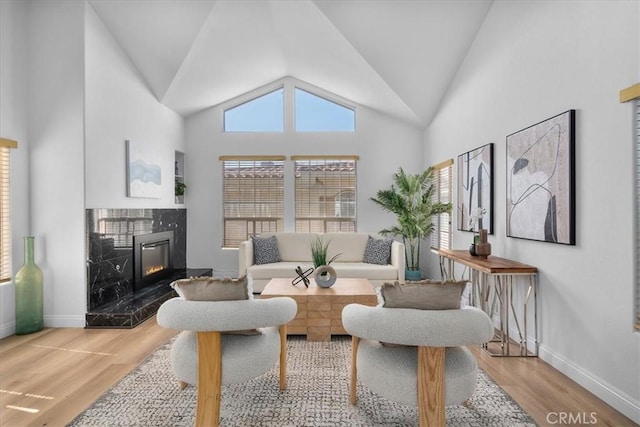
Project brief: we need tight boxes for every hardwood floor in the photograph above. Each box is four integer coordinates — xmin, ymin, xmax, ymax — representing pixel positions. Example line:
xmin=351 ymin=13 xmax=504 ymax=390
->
xmin=0 ymin=318 xmax=635 ymax=427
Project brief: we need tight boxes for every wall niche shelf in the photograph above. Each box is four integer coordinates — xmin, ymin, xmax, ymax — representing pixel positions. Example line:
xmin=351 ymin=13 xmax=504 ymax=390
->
xmin=175 ymin=150 xmax=185 ymax=205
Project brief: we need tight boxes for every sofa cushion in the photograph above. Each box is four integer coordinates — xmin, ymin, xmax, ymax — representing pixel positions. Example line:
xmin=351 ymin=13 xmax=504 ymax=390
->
xmin=363 ymin=236 xmax=393 ymax=265
xmin=323 ymin=232 xmax=369 ymax=262
xmin=330 ymin=263 xmax=399 ymax=281
xmin=171 ymin=276 xmax=250 ymax=301
xmin=272 ymin=233 xmax=315 ymax=262
xmin=248 ymin=261 xmax=398 ymax=282
xmin=248 ymin=262 xmax=314 ymax=280
xmin=380 ymin=280 xmax=467 ymax=310
xmin=252 ymin=235 xmax=281 ymax=265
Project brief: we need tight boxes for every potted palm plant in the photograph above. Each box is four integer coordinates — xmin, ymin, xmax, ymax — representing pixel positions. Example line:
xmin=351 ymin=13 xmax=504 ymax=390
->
xmin=371 ymin=167 xmax=452 ymax=280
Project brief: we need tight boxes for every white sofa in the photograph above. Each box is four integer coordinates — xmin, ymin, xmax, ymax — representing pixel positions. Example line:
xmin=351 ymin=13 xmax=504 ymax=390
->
xmin=239 ymin=232 xmax=405 ymax=293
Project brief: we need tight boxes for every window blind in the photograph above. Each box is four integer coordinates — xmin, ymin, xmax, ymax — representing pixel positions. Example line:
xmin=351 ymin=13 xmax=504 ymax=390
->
xmin=293 ymin=156 xmax=358 ymax=233
xmin=220 ymin=156 xmax=285 ymax=248
xmin=635 ymin=99 xmax=640 ymax=330
xmin=430 ymin=159 xmax=453 ymax=250
xmin=0 ymin=138 xmax=17 ymax=283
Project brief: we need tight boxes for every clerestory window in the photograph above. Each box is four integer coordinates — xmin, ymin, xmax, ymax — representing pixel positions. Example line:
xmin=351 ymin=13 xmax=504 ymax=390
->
xmin=294 ymin=88 xmax=355 ymax=132
xmin=223 ymin=88 xmax=284 ymax=132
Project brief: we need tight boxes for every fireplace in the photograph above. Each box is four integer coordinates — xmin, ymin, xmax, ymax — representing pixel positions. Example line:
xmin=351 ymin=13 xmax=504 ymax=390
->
xmin=133 ymin=231 xmax=174 ymax=292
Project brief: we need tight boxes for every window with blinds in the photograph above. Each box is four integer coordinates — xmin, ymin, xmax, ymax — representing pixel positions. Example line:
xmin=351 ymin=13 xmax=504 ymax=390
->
xmin=221 ymin=157 xmax=285 ymax=247
xmin=293 ymin=157 xmax=357 ymax=233
xmin=430 ymin=159 xmax=453 ymax=250
xmin=635 ymin=98 xmax=640 ymax=330
xmin=0 ymin=138 xmax=17 ymax=283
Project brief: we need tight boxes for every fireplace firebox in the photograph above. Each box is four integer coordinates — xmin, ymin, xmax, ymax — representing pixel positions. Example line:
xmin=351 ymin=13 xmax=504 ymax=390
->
xmin=133 ymin=231 xmax=174 ymax=292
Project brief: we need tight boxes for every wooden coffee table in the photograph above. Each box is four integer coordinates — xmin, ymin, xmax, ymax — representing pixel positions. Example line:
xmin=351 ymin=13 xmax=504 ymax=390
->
xmin=260 ymin=278 xmax=378 ymax=341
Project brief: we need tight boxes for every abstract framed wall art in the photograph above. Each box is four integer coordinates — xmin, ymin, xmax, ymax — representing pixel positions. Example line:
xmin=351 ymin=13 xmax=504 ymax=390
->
xmin=457 ymin=143 xmax=494 ymax=233
xmin=506 ymin=110 xmax=575 ymax=244
xmin=126 ymin=139 xmax=162 ymax=199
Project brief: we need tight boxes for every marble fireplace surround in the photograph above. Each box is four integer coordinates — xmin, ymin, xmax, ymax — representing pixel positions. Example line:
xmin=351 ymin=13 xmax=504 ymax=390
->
xmin=85 ymin=208 xmax=210 ymax=328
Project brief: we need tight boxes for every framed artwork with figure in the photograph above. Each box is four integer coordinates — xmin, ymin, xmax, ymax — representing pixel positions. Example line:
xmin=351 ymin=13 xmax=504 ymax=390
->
xmin=506 ymin=110 xmax=575 ymax=245
xmin=457 ymin=143 xmax=494 ymax=234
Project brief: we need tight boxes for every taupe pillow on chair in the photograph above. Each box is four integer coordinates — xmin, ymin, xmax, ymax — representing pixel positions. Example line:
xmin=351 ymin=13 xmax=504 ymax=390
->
xmin=380 ymin=280 xmax=467 ymax=310
xmin=171 ymin=276 xmax=250 ymax=301
xmin=171 ymin=276 xmax=259 ymax=335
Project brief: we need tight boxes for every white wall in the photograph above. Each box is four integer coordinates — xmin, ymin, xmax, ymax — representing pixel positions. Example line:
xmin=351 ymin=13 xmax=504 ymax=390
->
xmin=0 ymin=0 xmax=30 ymax=338
xmin=85 ymin=3 xmax=185 ymax=209
xmin=185 ymin=78 xmax=423 ymax=275
xmin=0 ymin=0 xmax=187 ymax=337
xmin=423 ymin=1 xmax=640 ymax=422
xmin=27 ymin=0 xmax=87 ymax=328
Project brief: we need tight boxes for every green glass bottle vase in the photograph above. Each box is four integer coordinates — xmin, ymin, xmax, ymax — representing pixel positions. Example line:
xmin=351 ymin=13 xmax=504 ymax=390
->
xmin=14 ymin=236 xmax=43 ymax=335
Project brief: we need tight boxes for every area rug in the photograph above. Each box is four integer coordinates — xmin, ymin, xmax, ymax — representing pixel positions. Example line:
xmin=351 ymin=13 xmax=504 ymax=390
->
xmin=69 ymin=336 xmax=537 ymax=426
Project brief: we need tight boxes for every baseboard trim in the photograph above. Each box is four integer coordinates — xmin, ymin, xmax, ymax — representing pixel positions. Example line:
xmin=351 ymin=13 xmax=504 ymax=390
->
xmin=45 ymin=315 xmax=85 ymax=328
xmin=0 ymin=321 xmax=15 ymax=339
xmin=0 ymin=315 xmax=85 ymax=339
xmin=539 ymin=344 xmax=640 ymax=424
xmin=493 ymin=317 xmax=639 ymax=423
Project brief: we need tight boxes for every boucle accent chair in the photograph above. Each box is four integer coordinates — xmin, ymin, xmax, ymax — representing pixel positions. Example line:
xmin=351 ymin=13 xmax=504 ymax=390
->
xmin=157 ymin=297 xmax=297 ymax=427
xmin=342 ymin=304 xmax=494 ymax=427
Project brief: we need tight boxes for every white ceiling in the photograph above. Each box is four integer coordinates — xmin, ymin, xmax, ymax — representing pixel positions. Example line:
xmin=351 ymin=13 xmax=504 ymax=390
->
xmin=88 ymin=0 xmax=493 ymax=128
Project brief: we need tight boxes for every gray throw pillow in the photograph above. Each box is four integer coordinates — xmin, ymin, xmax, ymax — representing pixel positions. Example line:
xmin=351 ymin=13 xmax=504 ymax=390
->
xmin=363 ymin=236 xmax=393 ymax=265
xmin=252 ymin=235 xmax=281 ymax=265
xmin=380 ymin=280 xmax=467 ymax=310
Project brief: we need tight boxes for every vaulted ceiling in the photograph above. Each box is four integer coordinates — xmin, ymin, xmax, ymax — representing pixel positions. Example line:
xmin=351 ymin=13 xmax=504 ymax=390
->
xmin=88 ymin=0 xmax=493 ymax=128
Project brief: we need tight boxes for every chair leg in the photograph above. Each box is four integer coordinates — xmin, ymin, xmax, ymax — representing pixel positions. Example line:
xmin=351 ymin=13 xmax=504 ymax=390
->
xmin=279 ymin=324 xmax=287 ymax=390
xmin=417 ymin=346 xmax=445 ymax=427
xmin=196 ymin=331 xmax=222 ymax=427
xmin=350 ymin=336 xmax=359 ymax=405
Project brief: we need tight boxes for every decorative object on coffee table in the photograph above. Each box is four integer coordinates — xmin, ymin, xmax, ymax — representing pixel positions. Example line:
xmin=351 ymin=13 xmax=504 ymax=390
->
xmin=314 ymin=265 xmax=337 ymax=288
xmin=310 ymin=236 xmax=340 ymax=287
xmin=292 ymin=266 xmax=313 ymax=288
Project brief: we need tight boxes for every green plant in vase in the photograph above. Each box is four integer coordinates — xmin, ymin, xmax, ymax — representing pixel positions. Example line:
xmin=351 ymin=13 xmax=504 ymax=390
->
xmin=468 ymin=207 xmax=487 ymax=256
xmin=310 ymin=236 xmax=341 ymax=268
xmin=175 ymin=180 xmax=187 ymax=197
xmin=310 ymin=236 xmax=341 ymax=288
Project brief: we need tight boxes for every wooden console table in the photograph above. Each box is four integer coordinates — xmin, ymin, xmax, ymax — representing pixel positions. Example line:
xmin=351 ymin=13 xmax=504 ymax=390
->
xmin=431 ymin=248 xmax=538 ymax=357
